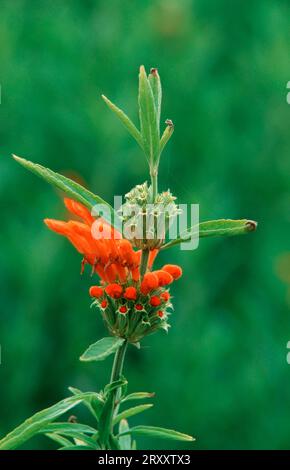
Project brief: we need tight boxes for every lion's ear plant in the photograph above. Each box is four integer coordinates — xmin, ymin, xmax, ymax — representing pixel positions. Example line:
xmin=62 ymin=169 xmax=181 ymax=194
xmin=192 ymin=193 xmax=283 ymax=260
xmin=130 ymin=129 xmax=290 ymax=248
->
xmin=0 ymin=66 xmax=257 ymax=451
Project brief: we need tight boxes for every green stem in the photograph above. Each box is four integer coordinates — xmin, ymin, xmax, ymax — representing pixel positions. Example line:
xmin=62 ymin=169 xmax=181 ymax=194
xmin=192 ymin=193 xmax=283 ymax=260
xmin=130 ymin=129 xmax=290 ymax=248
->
xmin=110 ymin=339 xmax=127 ymax=384
xmin=107 ymin=340 xmax=127 ymax=442
xmin=150 ymin=168 xmax=158 ymax=203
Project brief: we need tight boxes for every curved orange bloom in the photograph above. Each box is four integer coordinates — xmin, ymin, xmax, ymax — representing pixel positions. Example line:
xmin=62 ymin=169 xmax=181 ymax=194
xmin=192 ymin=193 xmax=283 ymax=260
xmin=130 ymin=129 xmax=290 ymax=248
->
xmin=44 ymin=198 xmax=159 ymax=284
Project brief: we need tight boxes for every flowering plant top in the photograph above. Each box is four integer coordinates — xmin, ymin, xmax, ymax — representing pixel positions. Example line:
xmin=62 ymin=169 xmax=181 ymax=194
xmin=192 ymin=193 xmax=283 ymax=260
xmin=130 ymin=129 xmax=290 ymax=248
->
xmin=0 ymin=66 xmax=257 ymax=451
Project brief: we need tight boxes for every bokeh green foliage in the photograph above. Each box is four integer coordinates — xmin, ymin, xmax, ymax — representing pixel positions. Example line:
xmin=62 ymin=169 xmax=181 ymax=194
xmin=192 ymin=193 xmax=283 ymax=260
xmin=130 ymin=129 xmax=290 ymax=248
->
xmin=0 ymin=0 xmax=290 ymax=450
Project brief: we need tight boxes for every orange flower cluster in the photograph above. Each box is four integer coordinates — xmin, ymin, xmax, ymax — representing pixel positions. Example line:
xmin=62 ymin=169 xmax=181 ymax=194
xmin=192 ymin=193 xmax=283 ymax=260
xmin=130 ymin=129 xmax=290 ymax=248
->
xmin=44 ymin=198 xmax=158 ymax=283
xmin=45 ymin=198 xmax=183 ymax=342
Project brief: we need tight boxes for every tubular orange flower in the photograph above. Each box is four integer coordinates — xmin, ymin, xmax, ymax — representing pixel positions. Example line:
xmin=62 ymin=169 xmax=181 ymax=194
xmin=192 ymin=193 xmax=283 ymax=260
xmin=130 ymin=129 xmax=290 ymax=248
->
xmin=44 ymin=198 xmax=141 ymax=283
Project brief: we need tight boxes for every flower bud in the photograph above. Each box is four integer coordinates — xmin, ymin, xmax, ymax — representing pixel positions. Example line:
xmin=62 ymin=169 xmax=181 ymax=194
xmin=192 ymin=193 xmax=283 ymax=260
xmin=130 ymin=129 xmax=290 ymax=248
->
xmin=150 ymin=296 xmax=161 ymax=307
xmin=89 ymin=286 xmax=104 ymax=298
xmin=154 ymin=270 xmax=173 ymax=287
xmin=105 ymin=283 xmax=123 ymax=299
xmin=124 ymin=286 xmax=137 ymax=301
xmin=162 ymin=264 xmax=183 ymax=280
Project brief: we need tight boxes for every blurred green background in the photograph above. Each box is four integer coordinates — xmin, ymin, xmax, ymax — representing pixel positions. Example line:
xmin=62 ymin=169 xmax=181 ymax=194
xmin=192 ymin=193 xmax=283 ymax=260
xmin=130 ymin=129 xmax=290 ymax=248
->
xmin=1 ymin=0 xmax=290 ymax=450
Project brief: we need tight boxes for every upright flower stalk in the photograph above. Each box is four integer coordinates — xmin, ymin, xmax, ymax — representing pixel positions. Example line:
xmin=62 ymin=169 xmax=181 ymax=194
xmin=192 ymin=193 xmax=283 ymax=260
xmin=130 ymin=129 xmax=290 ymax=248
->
xmin=0 ymin=66 xmax=257 ymax=451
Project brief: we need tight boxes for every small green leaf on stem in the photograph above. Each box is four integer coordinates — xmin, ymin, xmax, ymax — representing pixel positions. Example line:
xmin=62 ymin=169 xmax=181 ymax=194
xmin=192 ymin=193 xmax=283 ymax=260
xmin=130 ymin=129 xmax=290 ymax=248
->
xmin=45 ymin=433 xmax=72 ymax=447
xmin=118 ymin=425 xmax=195 ymax=442
xmin=101 ymin=95 xmax=143 ymax=149
xmin=121 ymin=392 xmax=155 ymax=403
xmin=119 ymin=419 xmax=131 ymax=451
xmin=80 ymin=337 xmax=125 ymax=362
xmin=148 ymin=68 xmax=162 ymax=126
xmin=160 ymin=119 xmax=174 ymax=155
xmin=113 ymin=404 xmax=153 ymax=426
xmin=161 ymin=218 xmax=258 ymax=250
xmin=138 ymin=65 xmax=160 ymax=168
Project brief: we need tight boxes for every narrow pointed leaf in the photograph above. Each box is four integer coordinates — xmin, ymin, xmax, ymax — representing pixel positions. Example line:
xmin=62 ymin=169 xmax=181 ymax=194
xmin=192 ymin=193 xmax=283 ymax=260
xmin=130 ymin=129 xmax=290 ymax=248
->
xmin=148 ymin=68 xmax=162 ymax=125
xmin=121 ymin=392 xmax=155 ymax=404
xmin=0 ymin=393 xmax=96 ymax=450
xmin=119 ymin=419 xmax=131 ymax=450
xmin=113 ymin=404 xmax=153 ymax=426
xmin=102 ymin=95 xmax=143 ymax=149
xmin=13 ymin=155 xmax=117 ymax=227
xmin=80 ymin=337 xmax=125 ymax=362
xmin=119 ymin=425 xmax=195 ymax=442
xmin=39 ymin=423 xmax=97 ymax=435
xmin=138 ymin=66 xmax=160 ymax=167
xmin=160 ymin=120 xmax=174 ymax=155
xmin=45 ymin=433 xmax=72 ymax=447
xmin=161 ymin=219 xmax=257 ymax=250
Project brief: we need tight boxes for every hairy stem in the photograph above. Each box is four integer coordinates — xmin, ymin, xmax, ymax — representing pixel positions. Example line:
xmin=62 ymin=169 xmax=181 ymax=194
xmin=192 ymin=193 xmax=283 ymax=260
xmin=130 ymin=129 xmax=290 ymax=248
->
xmin=150 ymin=168 xmax=158 ymax=203
xmin=107 ymin=339 xmax=128 ymax=445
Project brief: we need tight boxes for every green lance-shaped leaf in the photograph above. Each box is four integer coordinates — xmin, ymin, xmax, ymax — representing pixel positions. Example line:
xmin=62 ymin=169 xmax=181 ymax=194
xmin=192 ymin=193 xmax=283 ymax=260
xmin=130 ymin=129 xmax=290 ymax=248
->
xmin=45 ymin=433 xmax=72 ymax=448
xmin=118 ymin=425 xmax=195 ymax=442
xmin=12 ymin=155 xmax=118 ymax=228
xmin=0 ymin=393 xmax=96 ymax=450
xmin=160 ymin=119 xmax=174 ymax=155
xmin=42 ymin=423 xmax=100 ymax=448
xmin=119 ymin=419 xmax=131 ymax=451
xmin=138 ymin=65 xmax=160 ymax=168
xmin=113 ymin=404 xmax=153 ymax=426
xmin=101 ymin=95 xmax=143 ymax=149
xmin=161 ymin=218 xmax=257 ymax=250
xmin=148 ymin=68 xmax=162 ymax=126
xmin=39 ymin=422 xmax=97 ymax=436
xmin=80 ymin=337 xmax=125 ymax=362
xmin=121 ymin=392 xmax=155 ymax=404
